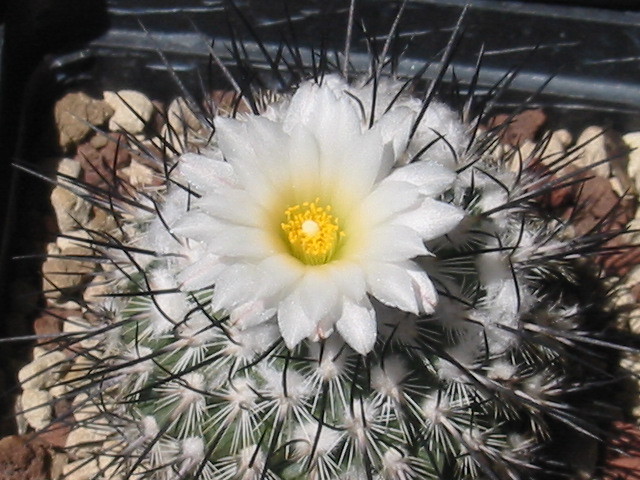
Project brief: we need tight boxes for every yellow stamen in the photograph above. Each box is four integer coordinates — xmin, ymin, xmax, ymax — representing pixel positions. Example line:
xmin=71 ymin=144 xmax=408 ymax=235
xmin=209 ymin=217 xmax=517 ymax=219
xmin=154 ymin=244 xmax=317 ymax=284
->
xmin=281 ymin=198 xmax=345 ymax=265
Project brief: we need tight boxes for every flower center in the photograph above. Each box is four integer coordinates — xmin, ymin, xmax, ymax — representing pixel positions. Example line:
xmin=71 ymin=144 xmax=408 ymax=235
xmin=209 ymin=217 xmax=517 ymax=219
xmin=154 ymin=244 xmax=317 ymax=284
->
xmin=281 ymin=198 xmax=344 ymax=265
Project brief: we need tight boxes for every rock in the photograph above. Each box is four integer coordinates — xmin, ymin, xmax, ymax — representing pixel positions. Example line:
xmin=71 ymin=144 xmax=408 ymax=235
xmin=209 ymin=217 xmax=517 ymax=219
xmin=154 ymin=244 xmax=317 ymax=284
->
xmin=87 ymin=206 xmax=119 ymax=234
xmin=57 ymin=157 xmax=82 ymax=179
xmin=62 ymin=458 xmax=100 ymax=480
xmin=603 ymin=421 xmax=640 ymax=480
xmin=211 ymin=89 xmax=251 ymax=115
xmin=20 ymin=389 xmax=52 ymax=430
xmin=570 ymin=127 xmax=630 ymax=190
xmin=104 ymin=90 xmax=154 ymax=134
xmin=0 ymin=435 xmax=50 ymax=480
xmin=167 ymin=97 xmax=202 ymax=134
xmin=121 ymin=159 xmax=156 ymax=187
xmin=89 ymin=132 xmax=109 ymax=149
xmin=50 ymin=451 xmax=68 ymax=480
xmin=33 ymin=311 xmax=64 ymax=349
xmin=55 ymin=92 xmax=114 ymax=150
xmin=18 ymin=350 xmax=67 ymax=390
xmin=569 ymin=126 xmax=610 ymax=178
xmin=625 ymin=132 xmax=640 ymax=192
xmin=487 ymin=109 xmax=547 ymax=146
xmin=101 ymin=134 xmax=132 ymax=170
xmin=65 ymin=427 xmax=109 ymax=458
xmin=42 ymin=245 xmax=94 ymax=299
xmin=50 ymin=185 xmax=93 ymax=234
xmin=63 ymin=315 xmax=100 ymax=350
xmin=35 ymin=399 xmax=73 ymax=448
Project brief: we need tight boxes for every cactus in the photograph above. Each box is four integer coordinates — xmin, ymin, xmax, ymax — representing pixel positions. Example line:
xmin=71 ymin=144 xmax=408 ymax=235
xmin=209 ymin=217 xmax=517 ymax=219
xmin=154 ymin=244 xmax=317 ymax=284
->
xmin=19 ymin=3 xmax=634 ymax=480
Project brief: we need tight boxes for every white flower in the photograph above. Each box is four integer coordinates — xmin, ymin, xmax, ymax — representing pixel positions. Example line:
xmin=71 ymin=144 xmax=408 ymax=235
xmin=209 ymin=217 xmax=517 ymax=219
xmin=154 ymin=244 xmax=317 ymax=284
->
xmin=170 ymin=76 xmax=464 ymax=354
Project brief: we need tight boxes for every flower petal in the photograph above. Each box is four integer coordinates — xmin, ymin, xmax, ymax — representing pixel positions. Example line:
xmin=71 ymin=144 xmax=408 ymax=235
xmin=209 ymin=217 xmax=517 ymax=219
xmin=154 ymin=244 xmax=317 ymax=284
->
xmin=393 ymin=197 xmax=465 ymax=241
xmin=386 ymin=160 xmax=456 ymax=196
xmin=358 ymin=225 xmax=427 ymax=262
xmin=336 ymin=297 xmax=377 ymax=355
xmin=178 ymin=152 xmax=236 ymax=191
xmin=215 ymin=116 xmax=288 ymax=202
xmin=333 ymin=129 xmax=394 ymax=208
xmin=405 ymin=262 xmax=438 ymax=314
xmin=210 ymin=263 xmax=261 ymax=311
xmin=178 ymin=253 xmax=225 ymax=291
xmin=277 ymin=290 xmax=317 ymax=349
xmin=288 ymin=124 xmax=321 ymax=199
xmin=206 ymin=225 xmax=275 ymax=259
xmin=325 ymin=262 xmax=367 ymax=302
xmin=297 ymin=271 xmax=340 ymax=327
xmin=197 ymin=190 xmax=266 ymax=228
xmin=258 ymin=254 xmax=305 ymax=298
xmin=356 ymin=180 xmax=421 ymax=228
xmin=365 ymin=262 xmax=420 ymax=314
xmin=172 ymin=211 xmax=226 ymax=242
xmin=230 ymin=301 xmax=277 ymax=329
xmin=372 ymin=105 xmax=415 ymax=161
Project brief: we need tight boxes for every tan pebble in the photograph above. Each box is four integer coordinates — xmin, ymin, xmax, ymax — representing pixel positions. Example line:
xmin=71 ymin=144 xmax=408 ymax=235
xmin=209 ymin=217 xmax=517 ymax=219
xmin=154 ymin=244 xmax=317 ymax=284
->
xmin=121 ymin=159 xmax=156 ymax=187
xmin=63 ymin=316 xmax=100 ymax=349
xmin=167 ymin=97 xmax=202 ymax=134
xmin=51 ymin=451 xmax=69 ymax=480
xmin=72 ymin=393 xmax=107 ymax=425
xmin=57 ymin=157 xmax=82 ymax=179
xmin=104 ymin=90 xmax=154 ymax=134
xmin=56 ymin=229 xmax=92 ymax=251
xmin=55 ymin=92 xmax=114 ymax=150
xmin=50 ymin=186 xmax=93 ymax=234
xmin=42 ymin=246 xmax=94 ymax=299
xmin=538 ymin=130 xmax=569 ymax=166
xmin=570 ymin=126 xmax=610 ymax=177
xmin=89 ymin=132 xmax=110 ymax=149
xmin=21 ymin=389 xmax=52 ymax=430
xmin=18 ymin=350 xmax=68 ymax=390
xmin=62 ymin=458 xmax=101 ymax=480
xmin=83 ymin=280 xmax=112 ymax=304
xmin=65 ymin=427 xmax=109 ymax=458
xmin=624 ymin=132 xmax=640 ymax=191
xmin=87 ymin=207 xmax=119 ymax=234
xmin=610 ymin=176 xmax=626 ymax=197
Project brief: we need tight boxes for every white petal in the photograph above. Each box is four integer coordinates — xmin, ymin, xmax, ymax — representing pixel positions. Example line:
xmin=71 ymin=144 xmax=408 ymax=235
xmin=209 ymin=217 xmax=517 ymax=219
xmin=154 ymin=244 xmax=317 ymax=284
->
xmin=405 ymin=262 xmax=438 ymax=314
xmin=206 ymin=225 xmax=275 ymax=259
xmin=336 ymin=297 xmax=377 ymax=355
xmin=210 ymin=264 xmax=260 ymax=311
xmin=288 ymin=124 xmax=321 ymax=198
xmin=357 ymin=180 xmax=420 ymax=228
xmin=365 ymin=262 xmax=419 ymax=314
xmin=214 ymin=116 xmax=287 ymax=202
xmin=178 ymin=153 xmax=237 ymax=191
xmin=358 ymin=225 xmax=427 ymax=262
xmin=373 ymin=106 xmax=415 ymax=160
xmin=386 ymin=161 xmax=456 ymax=196
xmin=333 ymin=129 xmax=394 ymax=208
xmin=325 ymin=262 xmax=367 ymax=301
xmin=197 ymin=190 xmax=266 ymax=228
xmin=284 ymin=82 xmax=362 ymax=189
xmin=258 ymin=253 xmax=305 ymax=298
xmin=230 ymin=301 xmax=277 ymax=329
xmin=178 ymin=253 xmax=225 ymax=291
xmin=172 ymin=211 xmax=225 ymax=242
xmin=277 ymin=290 xmax=317 ymax=349
xmin=297 ymin=271 xmax=340 ymax=327
xmin=393 ymin=197 xmax=465 ymax=241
